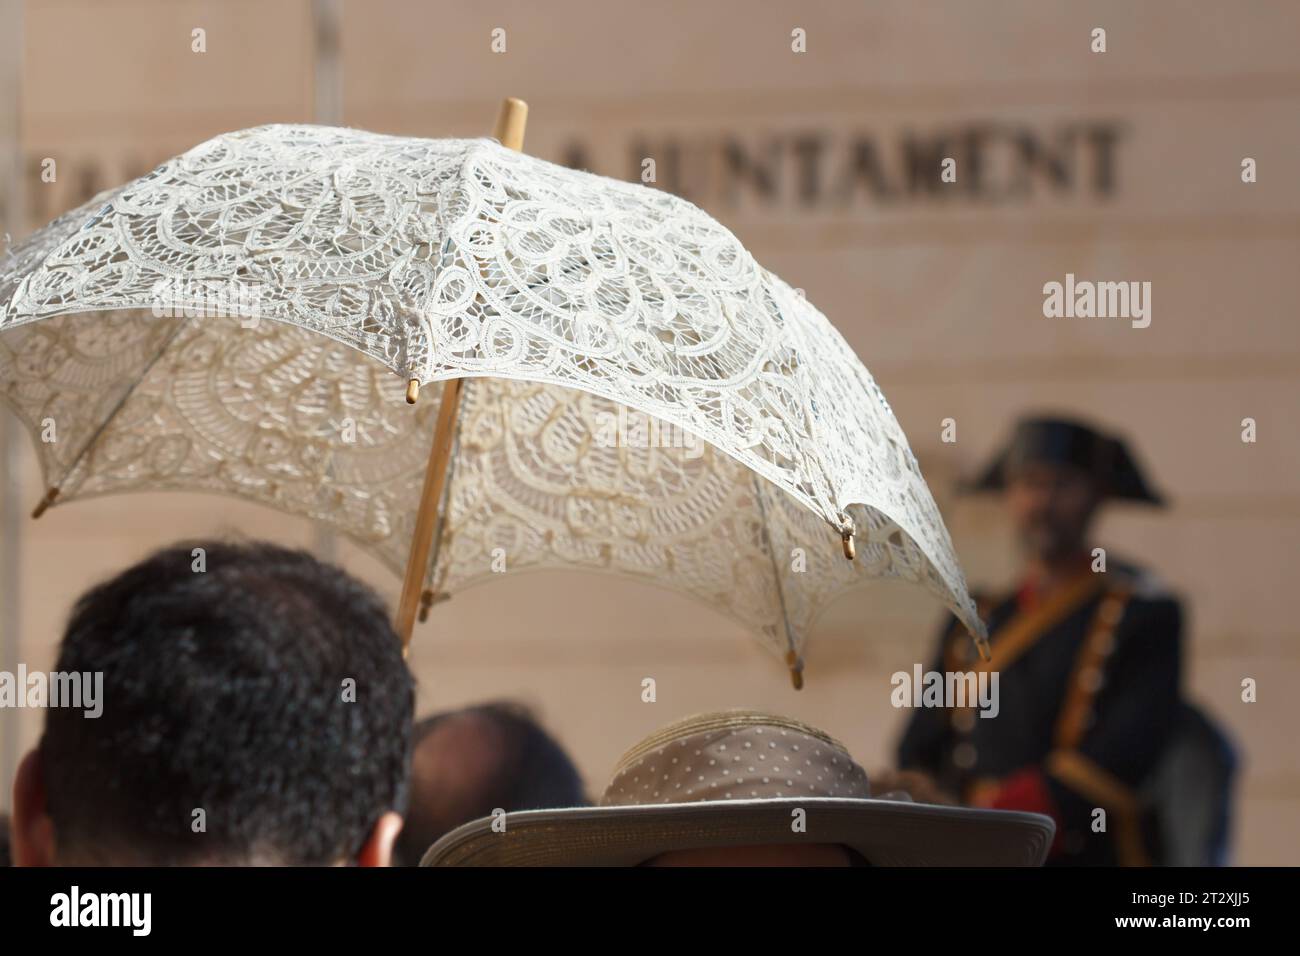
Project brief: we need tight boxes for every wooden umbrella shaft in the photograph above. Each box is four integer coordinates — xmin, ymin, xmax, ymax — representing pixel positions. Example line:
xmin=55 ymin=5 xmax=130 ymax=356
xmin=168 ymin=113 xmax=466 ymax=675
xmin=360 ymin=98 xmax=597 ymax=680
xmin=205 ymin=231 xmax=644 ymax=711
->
xmin=394 ymin=98 xmax=528 ymax=648
xmin=394 ymin=377 xmax=463 ymax=643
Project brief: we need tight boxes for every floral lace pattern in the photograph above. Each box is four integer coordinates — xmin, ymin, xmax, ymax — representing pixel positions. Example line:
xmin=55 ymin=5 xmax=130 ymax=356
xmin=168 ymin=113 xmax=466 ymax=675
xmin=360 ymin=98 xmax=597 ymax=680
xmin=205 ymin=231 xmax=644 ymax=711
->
xmin=0 ymin=124 xmax=983 ymax=656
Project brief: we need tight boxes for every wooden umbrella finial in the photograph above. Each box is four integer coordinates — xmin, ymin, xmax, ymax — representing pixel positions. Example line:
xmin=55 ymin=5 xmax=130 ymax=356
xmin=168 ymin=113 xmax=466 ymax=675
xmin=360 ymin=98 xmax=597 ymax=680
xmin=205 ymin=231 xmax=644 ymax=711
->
xmin=493 ymin=97 xmax=529 ymax=151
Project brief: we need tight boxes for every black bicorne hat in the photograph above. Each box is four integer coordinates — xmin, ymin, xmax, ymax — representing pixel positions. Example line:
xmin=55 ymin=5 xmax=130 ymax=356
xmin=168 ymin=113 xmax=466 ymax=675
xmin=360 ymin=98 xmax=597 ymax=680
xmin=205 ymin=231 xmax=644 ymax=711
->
xmin=964 ymin=416 xmax=1166 ymax=506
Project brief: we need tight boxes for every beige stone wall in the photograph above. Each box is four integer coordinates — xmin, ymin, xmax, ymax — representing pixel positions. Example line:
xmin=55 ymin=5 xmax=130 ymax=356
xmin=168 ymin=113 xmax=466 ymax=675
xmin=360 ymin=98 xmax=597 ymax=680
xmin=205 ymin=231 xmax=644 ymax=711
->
xmin=1 ymin=0 xmax=1296 ymax=863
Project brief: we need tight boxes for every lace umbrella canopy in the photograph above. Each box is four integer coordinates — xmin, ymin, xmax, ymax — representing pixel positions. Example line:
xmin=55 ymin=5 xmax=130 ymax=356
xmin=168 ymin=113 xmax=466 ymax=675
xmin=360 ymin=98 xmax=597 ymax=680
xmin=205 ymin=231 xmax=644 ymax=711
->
xmin=0 ymin=112 xmax=986 ymax=685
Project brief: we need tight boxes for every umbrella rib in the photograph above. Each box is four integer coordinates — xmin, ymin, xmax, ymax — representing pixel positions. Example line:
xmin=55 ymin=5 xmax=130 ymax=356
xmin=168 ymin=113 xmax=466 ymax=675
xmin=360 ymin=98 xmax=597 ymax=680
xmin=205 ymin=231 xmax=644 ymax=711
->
xmin=32 ymin=316 xmax=190 ymax=517
xmin=750 ymin=470 xmax=802 ymax=689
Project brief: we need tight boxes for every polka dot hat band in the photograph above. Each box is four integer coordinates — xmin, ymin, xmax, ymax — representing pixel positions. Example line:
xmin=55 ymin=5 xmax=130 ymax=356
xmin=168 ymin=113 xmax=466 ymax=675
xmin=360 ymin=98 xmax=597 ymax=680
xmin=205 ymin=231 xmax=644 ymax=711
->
xmin=604 ymin=711 xmax=872 ymax=805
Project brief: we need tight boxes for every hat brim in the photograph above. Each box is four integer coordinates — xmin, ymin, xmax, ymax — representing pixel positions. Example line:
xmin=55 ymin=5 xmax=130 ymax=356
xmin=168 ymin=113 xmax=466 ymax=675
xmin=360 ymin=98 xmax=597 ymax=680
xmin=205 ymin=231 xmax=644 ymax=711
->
xmin=961 ymin=448 xmax=1166 ymax=505
xmin=961 ymin=418 xmax=1166 ymax=506
xmin=419 ymin=797 xmax=1055 ymax=867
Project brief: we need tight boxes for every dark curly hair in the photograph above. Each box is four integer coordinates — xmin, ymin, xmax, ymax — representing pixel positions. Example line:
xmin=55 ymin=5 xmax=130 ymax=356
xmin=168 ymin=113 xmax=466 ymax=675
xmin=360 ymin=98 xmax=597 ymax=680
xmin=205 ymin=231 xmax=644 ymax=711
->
xmin=40 ymin=540 xmax=414 ymax=865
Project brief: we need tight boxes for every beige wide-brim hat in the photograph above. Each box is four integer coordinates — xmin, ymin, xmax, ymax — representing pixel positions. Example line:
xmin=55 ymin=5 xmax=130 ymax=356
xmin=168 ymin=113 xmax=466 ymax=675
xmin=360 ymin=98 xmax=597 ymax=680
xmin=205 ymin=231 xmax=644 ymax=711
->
xmin=420 ymin=711 xmax=1055 ymax=867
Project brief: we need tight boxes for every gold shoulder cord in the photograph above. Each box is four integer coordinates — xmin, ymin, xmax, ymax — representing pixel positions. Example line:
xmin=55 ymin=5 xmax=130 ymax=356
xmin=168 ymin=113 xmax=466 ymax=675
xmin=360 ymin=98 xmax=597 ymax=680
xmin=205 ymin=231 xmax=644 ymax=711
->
xmin=1047 ymin=586 xmax=1150 ymax=866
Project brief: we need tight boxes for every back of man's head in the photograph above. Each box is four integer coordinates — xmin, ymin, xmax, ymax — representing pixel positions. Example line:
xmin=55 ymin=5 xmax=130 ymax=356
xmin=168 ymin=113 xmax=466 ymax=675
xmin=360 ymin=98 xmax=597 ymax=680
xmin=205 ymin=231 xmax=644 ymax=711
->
xmin=395 ymin=702 xmax=587 ymax=866
xmin=29 ymin=540 xmax=414 ymax=865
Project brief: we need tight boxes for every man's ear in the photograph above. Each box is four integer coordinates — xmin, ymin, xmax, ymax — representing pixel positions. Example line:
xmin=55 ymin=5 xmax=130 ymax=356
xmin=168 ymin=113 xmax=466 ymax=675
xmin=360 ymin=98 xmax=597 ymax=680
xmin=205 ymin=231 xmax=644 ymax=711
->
xmin=356 ymin=812 xmax=403 ymax=867
xmin=12 ymin=747 xmax=56 ymax=867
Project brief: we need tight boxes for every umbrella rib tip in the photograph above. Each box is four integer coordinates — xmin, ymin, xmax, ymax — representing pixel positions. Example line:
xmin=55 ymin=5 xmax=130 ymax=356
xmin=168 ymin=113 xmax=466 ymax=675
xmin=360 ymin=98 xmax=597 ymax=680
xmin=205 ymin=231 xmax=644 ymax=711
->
xmin=841 ymin=530 xmax=856 ymax=561
xmin=31 ymin=487 xmax=59 ymax=519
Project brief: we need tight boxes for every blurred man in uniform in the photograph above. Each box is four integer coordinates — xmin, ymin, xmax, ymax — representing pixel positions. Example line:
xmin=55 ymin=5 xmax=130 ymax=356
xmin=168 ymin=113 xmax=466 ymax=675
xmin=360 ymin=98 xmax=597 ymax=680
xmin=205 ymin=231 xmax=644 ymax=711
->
xmin=894 ymin=416 xmax=1185 ymax=865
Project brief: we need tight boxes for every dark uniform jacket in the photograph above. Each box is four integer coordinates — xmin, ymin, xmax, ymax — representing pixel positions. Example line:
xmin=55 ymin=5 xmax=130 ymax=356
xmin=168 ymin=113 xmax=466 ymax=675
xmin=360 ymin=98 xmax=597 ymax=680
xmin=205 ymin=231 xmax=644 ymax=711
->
xmin=897 ymin=560 xmax=1182 ymax=866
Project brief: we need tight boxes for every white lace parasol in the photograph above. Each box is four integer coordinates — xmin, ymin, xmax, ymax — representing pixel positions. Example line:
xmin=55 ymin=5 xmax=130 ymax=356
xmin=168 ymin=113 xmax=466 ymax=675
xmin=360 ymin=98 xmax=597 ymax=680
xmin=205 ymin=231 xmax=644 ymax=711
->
xmin=0 ymin=114 xmax=985 ymax=681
